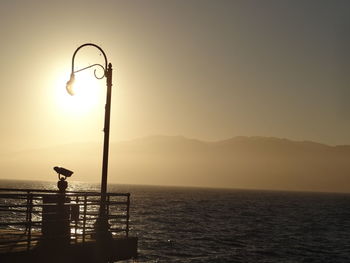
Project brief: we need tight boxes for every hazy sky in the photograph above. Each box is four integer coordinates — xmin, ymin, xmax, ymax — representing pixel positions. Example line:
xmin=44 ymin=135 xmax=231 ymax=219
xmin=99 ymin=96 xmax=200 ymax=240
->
xmin=1 ymin=0 xmax=350 ymax=153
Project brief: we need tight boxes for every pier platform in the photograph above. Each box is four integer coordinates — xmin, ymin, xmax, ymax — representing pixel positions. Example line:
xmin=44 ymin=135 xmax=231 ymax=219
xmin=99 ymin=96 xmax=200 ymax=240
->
xmin=0 ymin=188 xmax=138 ymax=262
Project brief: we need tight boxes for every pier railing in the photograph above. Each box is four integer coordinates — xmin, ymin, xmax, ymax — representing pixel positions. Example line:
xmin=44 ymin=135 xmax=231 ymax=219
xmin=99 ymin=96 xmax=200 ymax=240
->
xmin=0 ymin=188 xmax=131 ymax=253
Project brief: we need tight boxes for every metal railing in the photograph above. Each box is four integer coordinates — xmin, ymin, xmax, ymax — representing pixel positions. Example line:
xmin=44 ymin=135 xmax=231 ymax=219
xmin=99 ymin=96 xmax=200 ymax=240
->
xmin=0 ymin=188 xmax=131 ymax=253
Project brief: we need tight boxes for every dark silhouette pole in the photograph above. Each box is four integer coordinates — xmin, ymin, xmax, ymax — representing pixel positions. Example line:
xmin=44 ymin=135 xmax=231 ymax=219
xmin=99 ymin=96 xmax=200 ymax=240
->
xmin=66 ymin=43 xmax=113 ymax=233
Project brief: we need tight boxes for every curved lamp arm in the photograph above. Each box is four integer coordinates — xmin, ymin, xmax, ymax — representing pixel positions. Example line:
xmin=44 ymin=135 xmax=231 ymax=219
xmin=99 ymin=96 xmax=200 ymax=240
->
xmin=71 ymin=43 xmax=108 ymax=75
xmin=66 ymin=43 xmax=109 ymax=95
xmin=74 ymin=63 xmax=106 ymax=79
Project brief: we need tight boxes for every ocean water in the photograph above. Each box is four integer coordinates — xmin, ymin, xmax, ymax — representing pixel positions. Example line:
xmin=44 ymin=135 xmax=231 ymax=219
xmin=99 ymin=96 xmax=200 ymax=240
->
xmin=1 ymin=180 xmax=350 ymax=262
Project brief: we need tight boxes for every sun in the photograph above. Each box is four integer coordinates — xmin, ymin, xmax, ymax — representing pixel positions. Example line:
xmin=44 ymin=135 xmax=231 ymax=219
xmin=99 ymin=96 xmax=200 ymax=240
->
xmin=54 ymin=69 xmax=104 ymax=116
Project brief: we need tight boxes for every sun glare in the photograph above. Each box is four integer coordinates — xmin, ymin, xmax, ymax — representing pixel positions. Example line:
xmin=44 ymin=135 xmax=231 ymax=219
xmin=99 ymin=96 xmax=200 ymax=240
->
xmin=54 ymin=70 xmax=104 ymax=116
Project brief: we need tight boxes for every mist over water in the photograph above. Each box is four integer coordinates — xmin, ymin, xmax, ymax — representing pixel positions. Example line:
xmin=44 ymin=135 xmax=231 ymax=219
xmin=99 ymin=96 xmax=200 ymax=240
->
xmin=1 ymin=180 xmax=350 ymax=262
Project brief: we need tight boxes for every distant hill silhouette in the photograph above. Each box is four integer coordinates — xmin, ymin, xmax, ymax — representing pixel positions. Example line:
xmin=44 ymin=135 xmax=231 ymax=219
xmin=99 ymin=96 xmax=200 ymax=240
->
xmin=1 ymin=135 xmax=350 ymax=193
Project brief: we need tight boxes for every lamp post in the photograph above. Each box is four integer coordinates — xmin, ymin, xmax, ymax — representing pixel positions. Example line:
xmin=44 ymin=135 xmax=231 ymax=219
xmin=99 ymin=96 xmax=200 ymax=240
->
xmin=66 ymin=43 xmax=113 ymax=233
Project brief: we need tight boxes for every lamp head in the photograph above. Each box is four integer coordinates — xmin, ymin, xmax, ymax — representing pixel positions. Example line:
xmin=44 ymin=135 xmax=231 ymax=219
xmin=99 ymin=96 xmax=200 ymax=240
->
xmin=66 ymin=73 xmax=75 ymax=96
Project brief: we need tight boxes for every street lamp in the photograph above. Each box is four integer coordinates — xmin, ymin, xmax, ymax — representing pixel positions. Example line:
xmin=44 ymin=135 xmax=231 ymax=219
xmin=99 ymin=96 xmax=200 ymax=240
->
xmin=66 ymin=43 xmax=113 ymax=234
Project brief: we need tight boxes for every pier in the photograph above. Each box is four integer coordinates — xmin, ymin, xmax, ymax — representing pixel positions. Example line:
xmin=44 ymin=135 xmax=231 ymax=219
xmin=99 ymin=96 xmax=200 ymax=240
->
xmin=0 ymin=188 xmax=138 ymax=263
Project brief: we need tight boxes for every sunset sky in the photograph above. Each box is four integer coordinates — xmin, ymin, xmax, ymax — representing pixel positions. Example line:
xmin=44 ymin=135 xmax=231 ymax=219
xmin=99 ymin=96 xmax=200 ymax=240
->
xmin=1 ymin=0 xmax=350 ymax=151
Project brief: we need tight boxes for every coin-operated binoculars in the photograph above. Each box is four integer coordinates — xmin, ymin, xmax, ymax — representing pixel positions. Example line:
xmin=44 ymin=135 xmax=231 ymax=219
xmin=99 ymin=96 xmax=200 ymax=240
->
xmin=41 ymin=167 xmax=75 ymax=248
xmin=54 ymin=166 xmax=73 ymax=192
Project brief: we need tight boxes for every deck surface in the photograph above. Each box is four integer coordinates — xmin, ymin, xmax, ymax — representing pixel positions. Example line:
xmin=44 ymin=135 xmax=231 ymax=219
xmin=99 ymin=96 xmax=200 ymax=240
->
xmin=0 ymin=229 xmax=138 ymax=263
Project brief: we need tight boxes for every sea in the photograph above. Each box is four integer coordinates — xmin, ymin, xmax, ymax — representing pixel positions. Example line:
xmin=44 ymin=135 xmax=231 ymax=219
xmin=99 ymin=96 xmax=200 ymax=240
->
xmin=1 ymin=179 xmax=350 ymax=263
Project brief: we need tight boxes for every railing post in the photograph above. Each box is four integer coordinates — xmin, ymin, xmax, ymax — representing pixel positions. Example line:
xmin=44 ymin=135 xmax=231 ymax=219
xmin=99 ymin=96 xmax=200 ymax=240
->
xmin=26 ymin=191 xmax=33 ymax=250
xmin=107 ymin=194 xmax=110 ymax=218
xmin=83 ymin=195 xmax=87 ymax=243
xmin=126 ymin=194 xmax=130 ymax=238
xmin=74 ymin=195 xmax=79 ymax=243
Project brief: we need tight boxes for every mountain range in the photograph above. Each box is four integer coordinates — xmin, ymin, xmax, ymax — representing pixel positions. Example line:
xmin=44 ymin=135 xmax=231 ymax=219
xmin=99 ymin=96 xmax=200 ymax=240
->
xmin=1 ymin=135 xmax=350 ymax=193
